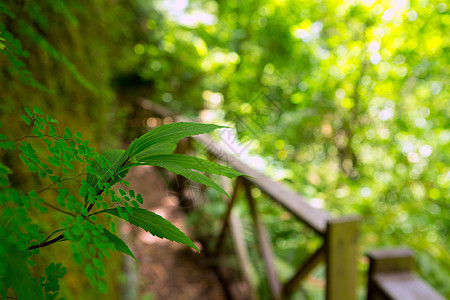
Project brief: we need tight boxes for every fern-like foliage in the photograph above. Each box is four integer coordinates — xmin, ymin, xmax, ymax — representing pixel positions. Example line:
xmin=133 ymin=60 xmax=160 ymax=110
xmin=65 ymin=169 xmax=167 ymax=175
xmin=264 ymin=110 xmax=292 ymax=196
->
xmin=0 ymin=106 xmax=242 ymax=298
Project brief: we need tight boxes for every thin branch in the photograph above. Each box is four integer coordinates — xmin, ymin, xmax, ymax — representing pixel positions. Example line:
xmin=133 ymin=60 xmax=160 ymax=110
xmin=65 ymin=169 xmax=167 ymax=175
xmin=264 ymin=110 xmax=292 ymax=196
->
xmin=28 ymin=234 xmax=64 ymax=250
xmin=14 ymin=135 xmax=31 ymax=142
xmin=41 ymin=228 xmax=66 ymax=244
xmin=42 ymin=201 xmax=75 ymax=217
xmin=37 ymin=182 xmax=56 ymax=194
xmin=14 ymin=118 xmax=34 ymax=142
xmin=37 ymin=172 xmax=86 ymax=194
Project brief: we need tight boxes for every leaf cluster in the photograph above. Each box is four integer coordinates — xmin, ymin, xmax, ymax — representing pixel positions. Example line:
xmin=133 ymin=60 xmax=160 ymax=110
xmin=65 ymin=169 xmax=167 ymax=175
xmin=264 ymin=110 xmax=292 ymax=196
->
xmin=0 ymin=106 xmax=241 ymax=298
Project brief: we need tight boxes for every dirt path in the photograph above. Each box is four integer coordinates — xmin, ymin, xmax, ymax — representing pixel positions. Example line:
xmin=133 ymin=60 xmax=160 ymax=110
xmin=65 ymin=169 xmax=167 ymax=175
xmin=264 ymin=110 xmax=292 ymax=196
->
xmin=120 ymin=166 xmax=226 ymax=300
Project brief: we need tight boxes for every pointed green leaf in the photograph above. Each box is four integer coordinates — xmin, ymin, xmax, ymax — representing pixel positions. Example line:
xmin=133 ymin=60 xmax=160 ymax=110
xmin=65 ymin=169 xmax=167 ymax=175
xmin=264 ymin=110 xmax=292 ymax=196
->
xmin=140 ymin=160 xmax=230 ymax=197
xmin=103 ymin=229 xmax=138 ymax=261
xmin=134 ymin=141 xmax=178 ymax=160
xmin=127 ymin=122 xmax=226 ymax=159
xmin=139 ymin=154 xmax=243 ymax=178
xmin=96 ymin=207 xmax=199 ymax=252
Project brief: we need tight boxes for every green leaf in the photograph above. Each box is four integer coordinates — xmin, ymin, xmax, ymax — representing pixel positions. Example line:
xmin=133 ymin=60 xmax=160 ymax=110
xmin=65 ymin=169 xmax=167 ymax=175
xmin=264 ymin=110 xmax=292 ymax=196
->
xmin=92 ymin=258 xmax=103 ymax=271
xmin=86 ymin=123 xmax=226 ymax=193
xmin=46 ymin=114 xmax=58 ymax=123
xmin=48 ymin=124 xmax=57 ymax=137
xmin=97 ymin=207 xmax=199 ymax=252
xmin=104 ymin=123 xmax=231 ymax=196
xmin=5 ymin=248 xmax=44 ymax=299
xmin=133 ymin=141 xmax=178 ymax=160
xmin=21 ymin=114 xmax=31 ymax=125
xmin=34 ymin=120 xmax=44 ymax=130
xmin=2 ymin=226 xmax=44 ymax=300
xmin=32 ymin=126 xmax=43 ymax=138
xmin=25 ymin=107 xmax=33 ymax=117
xmin=0 ymin=164 xmax=11 ymax=186
xmin=32 ymin=104 xmax=43 ymax=114
xmin=63 ymin=126 xmax=73 ymax=139
xmin=140 ymin=154 xmax=243 ymax=178
xmin=5 ymin=141 xmax=15 ymax=150
xmin=81 ymin=207 xmax=88 ymax=216
xmin=102 ymin=229 xmax=138 ymax=262
xmin=140 ymin=160 xmax=230 ymax=197
xmin=126 ymin=122 xmax=226 ymax=160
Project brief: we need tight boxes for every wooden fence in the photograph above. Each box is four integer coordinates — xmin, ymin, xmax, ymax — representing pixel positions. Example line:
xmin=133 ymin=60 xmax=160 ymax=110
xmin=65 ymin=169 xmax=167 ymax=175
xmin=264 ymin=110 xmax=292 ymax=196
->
xmin=367 ymin=248 xmax=444 ymax=300
xmin=142 ymin=99 xmax=444 ymax=300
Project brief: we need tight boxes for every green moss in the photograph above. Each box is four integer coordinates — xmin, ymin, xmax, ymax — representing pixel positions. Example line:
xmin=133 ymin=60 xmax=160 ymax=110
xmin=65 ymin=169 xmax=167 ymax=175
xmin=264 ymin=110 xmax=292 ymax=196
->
xmin=1 ymin=1 xmax=139 ymax=298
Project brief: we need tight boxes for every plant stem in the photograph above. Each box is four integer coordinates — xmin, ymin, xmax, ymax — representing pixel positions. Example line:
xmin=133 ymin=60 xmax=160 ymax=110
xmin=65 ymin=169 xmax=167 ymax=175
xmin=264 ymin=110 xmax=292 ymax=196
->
xmin=86 ymin=157 xmax=130 ymax=213
xmin=37 ymin=173 xmax=86 ymax=194
xmin=42 ymin=201 xmax=76 ymax=217
xmin=28 ymin=234 xmax=64 ymax=250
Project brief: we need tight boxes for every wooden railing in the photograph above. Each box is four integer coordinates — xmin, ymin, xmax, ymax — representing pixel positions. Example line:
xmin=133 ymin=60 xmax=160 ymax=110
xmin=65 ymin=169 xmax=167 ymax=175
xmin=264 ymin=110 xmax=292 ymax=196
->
xmin=141 ymin=99 xmax=444 ymax=300
xmin=367 ymin=248 xmax=444 ymax=300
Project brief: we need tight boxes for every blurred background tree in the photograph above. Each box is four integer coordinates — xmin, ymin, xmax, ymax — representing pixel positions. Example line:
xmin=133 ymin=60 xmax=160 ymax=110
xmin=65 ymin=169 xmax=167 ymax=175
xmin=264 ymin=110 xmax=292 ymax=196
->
xmin=125 ymin=0 xmax=449 ymax=297
xmin=1 ymin=0 xmax=448 ymax=298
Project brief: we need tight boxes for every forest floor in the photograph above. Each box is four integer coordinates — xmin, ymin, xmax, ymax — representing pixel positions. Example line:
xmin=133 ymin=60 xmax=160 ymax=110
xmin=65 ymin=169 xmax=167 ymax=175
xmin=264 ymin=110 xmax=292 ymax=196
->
xmin=119 ymin=166 xmax=226 ymax=300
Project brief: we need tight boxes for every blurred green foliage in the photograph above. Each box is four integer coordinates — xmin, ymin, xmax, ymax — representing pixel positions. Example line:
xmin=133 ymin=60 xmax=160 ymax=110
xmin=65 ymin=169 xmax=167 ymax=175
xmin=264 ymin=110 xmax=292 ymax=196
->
xmin=0 ymin=108 xmax=230 ymax=299
xmin=0 ymin=0 xmax=142 ymax=146
xmin=133 ymin=0 xmax=449 ymax=297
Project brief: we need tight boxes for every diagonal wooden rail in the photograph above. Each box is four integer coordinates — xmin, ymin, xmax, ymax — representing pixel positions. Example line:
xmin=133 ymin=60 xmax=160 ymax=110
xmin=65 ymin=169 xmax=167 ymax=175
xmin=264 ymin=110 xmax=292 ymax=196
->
xmin=141 ymin=99 xmax=444 ymax=300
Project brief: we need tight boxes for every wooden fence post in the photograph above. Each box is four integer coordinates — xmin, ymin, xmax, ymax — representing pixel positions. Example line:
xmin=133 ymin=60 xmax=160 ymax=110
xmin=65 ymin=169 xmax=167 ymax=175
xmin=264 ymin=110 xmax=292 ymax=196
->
xmin=215 ymin=177 xmax=241 ymax=254
xmin=367 ymin=248 xmax=413 ymax=300
xmin=326 ymin=216 xmax=360 ymax=300
xmin=366 ymin=248 xmax=444 ymax=300
xmin=244 ymin=181 xmax=282 ymax=300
